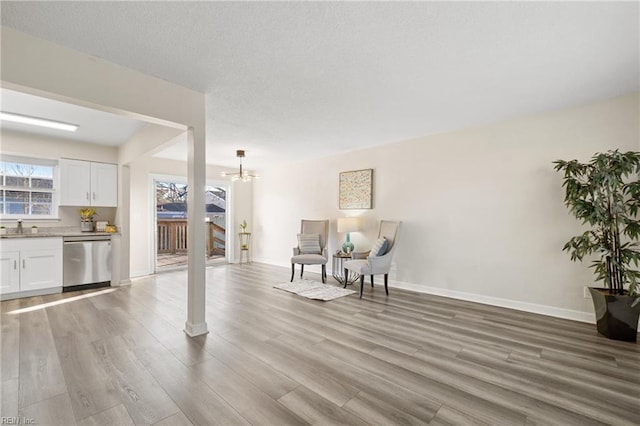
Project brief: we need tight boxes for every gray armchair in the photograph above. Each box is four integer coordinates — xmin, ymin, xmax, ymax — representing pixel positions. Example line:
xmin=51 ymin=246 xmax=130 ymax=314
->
xmin=344 ymin=220 xmax=401 ymax=298
xmin=291 ymin=219 xmax=329 ymax=283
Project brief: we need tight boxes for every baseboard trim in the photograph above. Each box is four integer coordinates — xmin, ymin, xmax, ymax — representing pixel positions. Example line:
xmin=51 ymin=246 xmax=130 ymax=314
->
xmin=252 ymin=257 xmax=291 ymax=269
xmin=184 ymin=321 xmax=209 ymax=337
xmin=130 ymin=269 xmax=150 ymax=279
xmin=254 ymin=259 xmax=596 ymax=325
xmin=0 ymin=287 xmax=62 ymax=301
xmin=388 ymin=279 xmax=595 ymax=324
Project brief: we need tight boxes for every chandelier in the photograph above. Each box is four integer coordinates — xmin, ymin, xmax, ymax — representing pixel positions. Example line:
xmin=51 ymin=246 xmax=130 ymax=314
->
xmin=221 ymin=150 xmax=259 ymax=182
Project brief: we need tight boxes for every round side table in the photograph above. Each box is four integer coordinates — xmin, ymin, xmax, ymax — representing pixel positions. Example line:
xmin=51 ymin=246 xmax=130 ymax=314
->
xmin=332 ymin=252 xmax=360 ymax=287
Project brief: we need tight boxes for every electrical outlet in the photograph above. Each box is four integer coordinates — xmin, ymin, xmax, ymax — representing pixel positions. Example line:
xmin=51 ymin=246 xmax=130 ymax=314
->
xmin=583 ymin=286 xmax=592 ymax=299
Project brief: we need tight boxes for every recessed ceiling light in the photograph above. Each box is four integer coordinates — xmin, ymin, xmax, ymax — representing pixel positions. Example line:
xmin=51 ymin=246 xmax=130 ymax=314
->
xmin=0 ymin=111 xmax=79 ymax=132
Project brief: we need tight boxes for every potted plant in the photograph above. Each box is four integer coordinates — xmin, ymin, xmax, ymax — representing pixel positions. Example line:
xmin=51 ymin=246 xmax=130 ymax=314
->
xmin=554 ymin=150 xmax=640 ymax=342
xmin=79 ymin=208 xmax=97 ymax=232
xmin=0 ymin=225 xmax=6 ymax=235
xmin=31 ymin=225 xmax=38 ymax=234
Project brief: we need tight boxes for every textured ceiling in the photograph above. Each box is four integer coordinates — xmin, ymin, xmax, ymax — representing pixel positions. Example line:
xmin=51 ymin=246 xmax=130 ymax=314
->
xmin=1 ymin=1 xmax=638 ymax=169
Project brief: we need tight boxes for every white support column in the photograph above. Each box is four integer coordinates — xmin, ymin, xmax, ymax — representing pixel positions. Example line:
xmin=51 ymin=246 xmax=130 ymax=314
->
xmin=184 ymin=127 xmax=208 ymax=337
xmin=112 ymin=164 xmax=131 ymax=286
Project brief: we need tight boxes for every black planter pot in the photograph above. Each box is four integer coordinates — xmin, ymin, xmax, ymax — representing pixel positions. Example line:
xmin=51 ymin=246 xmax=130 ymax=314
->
xmin=588 ymin=287 xmax=640 ymax=342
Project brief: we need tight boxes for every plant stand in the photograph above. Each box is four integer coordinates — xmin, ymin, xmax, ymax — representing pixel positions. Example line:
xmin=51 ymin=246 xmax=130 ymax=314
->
xmin=239 ymin=232 xmax=251 ymax=264
xmin=589 ymin=288 xmax=640 ymax=342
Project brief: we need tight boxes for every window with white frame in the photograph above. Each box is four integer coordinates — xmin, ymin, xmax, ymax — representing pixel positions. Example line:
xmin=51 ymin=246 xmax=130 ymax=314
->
xmin=0 ymin=156 xmax=58 ymax=219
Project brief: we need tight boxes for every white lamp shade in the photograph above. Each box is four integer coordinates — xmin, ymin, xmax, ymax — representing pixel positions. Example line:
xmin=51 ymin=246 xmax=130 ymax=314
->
xmin=337 ymin=217 xmax=361 ymax=233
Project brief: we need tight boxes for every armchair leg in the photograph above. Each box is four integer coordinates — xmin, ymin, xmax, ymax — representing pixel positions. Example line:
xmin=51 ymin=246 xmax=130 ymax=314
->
xmin=359 ymin=275 xmax=365 ymax=298
xmin=384 ymin=274 xmax=389 ymax=295
xmin=300 ymin=264 xmax=304 ymax=278
xmin=290 ymin=264 xmax=295 ymax=282
xmin=370 ymin=275 xmax=374 ymax=287
xmin=343 ymin=268 xmax=349 ymax=289
xmin=321 ymin=265 xmax=326 ymax=283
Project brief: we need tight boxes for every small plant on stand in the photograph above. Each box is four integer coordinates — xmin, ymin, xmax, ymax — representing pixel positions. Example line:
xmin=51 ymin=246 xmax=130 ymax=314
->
xmin=240 ymin=220 xmax=249 ymax=249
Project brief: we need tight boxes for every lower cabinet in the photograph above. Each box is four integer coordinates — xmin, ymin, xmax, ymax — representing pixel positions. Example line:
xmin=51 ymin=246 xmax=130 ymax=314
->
xmin=0 ymin=251 xmax=20 ymax=294
xmin=0 ymin=237 xmax=62 ymax=300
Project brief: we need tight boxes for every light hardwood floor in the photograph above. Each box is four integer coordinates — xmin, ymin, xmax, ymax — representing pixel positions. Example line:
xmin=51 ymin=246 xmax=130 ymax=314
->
xmin=1 ymin=262 xmax=639 ymax=425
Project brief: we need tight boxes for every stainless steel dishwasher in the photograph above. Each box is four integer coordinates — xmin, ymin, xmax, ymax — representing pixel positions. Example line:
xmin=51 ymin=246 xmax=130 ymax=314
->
xmin=63 ymin=235 xmax=112 ymax=292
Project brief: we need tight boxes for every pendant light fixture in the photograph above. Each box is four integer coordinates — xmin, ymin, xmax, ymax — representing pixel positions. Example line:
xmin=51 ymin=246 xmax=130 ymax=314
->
xmin=221 ymin=150 xmax=259 ymax=182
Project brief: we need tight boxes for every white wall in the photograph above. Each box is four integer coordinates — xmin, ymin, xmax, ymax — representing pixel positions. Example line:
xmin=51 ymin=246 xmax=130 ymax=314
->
xmin=1 ymin=129 xmax=118 ymax=163
xmin=128 ymin=155 xmax=253 ymax=277
xmin=0 ymin=129 xmax=118 ymax=227
xmin=253 ymin=93 xmax=640 ymax=322
xmin=1 ymin=27 xmax=207 ymax=293
xmin=118 ymin=123 xmax=185 ymax=165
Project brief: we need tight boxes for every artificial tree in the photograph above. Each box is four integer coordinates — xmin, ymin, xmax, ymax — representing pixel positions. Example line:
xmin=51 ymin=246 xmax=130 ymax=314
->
xmin=554 ymin=150 xmax=640 ymax=340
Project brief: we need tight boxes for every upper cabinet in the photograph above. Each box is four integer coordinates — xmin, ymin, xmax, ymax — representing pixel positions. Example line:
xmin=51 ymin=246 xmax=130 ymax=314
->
xmin=59 ymin=159 xmax=91 ymax=205
xmin=90 ymin=162 xmax=118 ymax=207
xmin=59 ymin=159 xmax=118 ymax=207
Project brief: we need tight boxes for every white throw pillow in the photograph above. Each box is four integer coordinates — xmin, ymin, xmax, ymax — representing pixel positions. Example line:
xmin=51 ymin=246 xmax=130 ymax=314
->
xmin=298 ymin=233 xmax=321 ymax=254
xmin=369 ymin=237 xmax=389 ymax=257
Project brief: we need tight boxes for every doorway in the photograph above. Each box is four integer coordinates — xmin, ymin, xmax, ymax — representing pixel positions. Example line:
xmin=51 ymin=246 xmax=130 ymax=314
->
xmin=153 ymin=176 xmax=231 ymax=272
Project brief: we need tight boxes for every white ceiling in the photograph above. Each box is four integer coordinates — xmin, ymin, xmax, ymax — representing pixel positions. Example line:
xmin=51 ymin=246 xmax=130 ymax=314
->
xmin=0 ymin=88 xmax=144 ymax=146
xmin=1 ymin=2 xmax=638 ymax=170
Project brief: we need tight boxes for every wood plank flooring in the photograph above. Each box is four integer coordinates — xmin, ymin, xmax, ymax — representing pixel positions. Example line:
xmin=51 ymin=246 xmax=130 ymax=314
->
xmin=1 ymin=262 xmax=639 ymax=425
xmin=156 ymin=253 xmax=225 ymax=271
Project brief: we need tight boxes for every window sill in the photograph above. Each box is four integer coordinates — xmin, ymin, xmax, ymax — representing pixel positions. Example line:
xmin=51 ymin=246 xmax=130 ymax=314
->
xmin=0 ymin=217 xmax=61 ymax=223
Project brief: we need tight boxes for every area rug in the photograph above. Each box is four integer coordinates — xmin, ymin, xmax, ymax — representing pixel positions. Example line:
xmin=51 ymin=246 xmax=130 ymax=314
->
xmin=274 ymin=279 xmax=356 ymax=301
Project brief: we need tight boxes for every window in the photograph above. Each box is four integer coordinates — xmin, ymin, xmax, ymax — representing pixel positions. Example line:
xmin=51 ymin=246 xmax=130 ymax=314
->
xmin=0 ymin=157 xmax=57 ymax=219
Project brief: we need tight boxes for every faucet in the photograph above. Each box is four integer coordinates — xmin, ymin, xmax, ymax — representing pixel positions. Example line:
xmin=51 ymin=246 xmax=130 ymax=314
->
xmin=17 ymin=219 xmax=23 ymax=234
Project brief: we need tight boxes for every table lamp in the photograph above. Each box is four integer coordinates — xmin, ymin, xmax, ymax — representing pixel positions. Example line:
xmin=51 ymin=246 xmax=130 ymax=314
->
xmin=337 ymin=217 xmax=361 ymax=253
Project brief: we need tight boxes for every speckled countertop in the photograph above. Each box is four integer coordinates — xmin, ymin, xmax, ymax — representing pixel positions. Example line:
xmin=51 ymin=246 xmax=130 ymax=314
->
xmin=0 ymin=226 xmax=116 ymax=239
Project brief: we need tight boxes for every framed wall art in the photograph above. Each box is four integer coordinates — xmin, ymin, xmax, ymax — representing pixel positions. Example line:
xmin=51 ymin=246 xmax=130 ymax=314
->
xmin=339 ymin=168 xmax=373 ymax=209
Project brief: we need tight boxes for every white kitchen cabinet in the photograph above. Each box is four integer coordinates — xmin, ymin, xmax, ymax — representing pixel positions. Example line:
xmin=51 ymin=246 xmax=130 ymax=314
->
xmin=90 ymin=162 xmax=118 ymax=207
xmin=20 ymin=249 xmax=62 ymax=292
xmin=0 ymin=237 xmax=62 ymax=300
xmin=59 ymin=158 xmax=91 ymax=205
xmin=59 ymin=159 xmax=117 ymax=207
xmin=0 ymin=251 xmax=20 ymax=294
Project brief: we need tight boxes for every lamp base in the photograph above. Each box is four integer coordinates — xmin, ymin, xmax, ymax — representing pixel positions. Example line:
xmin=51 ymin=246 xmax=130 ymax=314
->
xmin=342 ymin=233 xmax=354 ymax=253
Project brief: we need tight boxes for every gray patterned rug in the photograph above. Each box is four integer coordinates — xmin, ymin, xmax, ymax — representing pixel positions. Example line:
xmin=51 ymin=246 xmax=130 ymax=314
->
xmin=274 ymin=279 xmax=356 ymax=301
